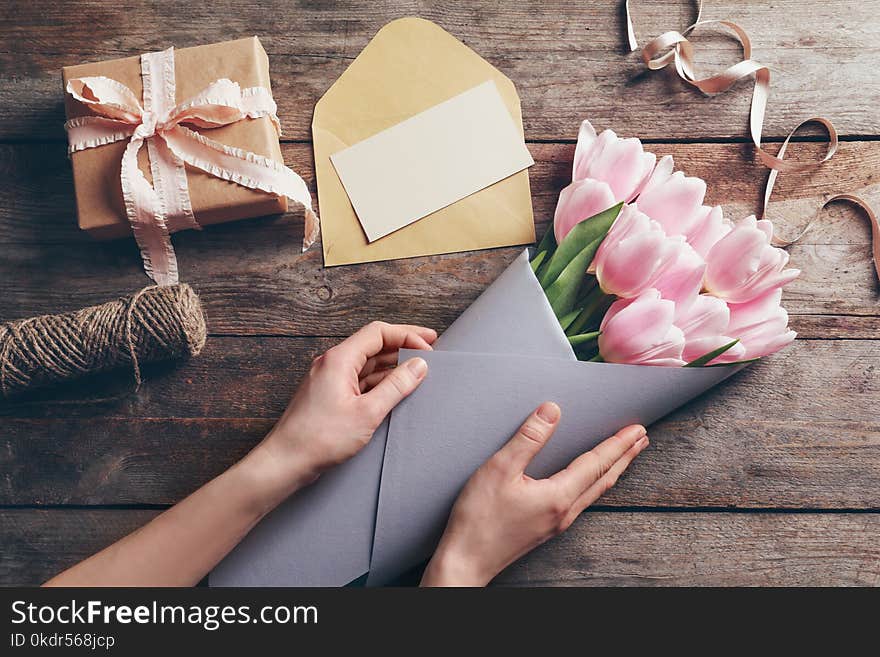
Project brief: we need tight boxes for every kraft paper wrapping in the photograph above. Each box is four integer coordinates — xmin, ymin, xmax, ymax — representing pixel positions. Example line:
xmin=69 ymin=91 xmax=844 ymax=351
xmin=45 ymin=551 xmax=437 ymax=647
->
xmin=312 ymin=17 xmax=536 ymax=266
xmin=62 ymin=37 xmax=287 ymax=240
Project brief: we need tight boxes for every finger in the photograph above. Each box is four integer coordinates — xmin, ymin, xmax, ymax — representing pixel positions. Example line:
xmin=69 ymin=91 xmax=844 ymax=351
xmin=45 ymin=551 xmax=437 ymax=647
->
xmin=360 ymin=351 xmax=399 ymax=378
xmin=358 ymin=369 xmax=391 ymax=393
xmin=561 ymin=435 xmax=649 ymax=528
xmin=550 ymin=424 xmax=646 ymax=498
xmin=334 ymin=322 xmax=436 ymax=368
xmin=412 ymin=326 xmax=439 ymax=345
xmin=361 ymin=356 xmax=428 ymax=419
xmin=493 ymin=402 xmax=561 ymax=476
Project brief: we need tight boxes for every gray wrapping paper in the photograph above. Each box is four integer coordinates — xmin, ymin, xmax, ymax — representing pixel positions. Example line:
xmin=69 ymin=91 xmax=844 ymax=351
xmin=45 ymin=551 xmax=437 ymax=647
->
xmin=213 ymin=248 xmax=742 ymax=586
xmin=366 ymin=350 xmax=740 ymax=585
xmin=211 ymin=250 xmax=573 ymax=586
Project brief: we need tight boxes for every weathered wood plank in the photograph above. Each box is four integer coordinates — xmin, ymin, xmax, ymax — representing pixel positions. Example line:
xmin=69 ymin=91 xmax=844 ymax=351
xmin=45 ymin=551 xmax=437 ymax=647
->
xmin=2 ymin=339 xmax=879 ymax=509
xmin=0 ymin=141 xmax=877 ymax=337
xmin=1 ymin=1 xmax=879 ymax=141
xmin=4 ymin=140 xmax=877 ymax=244
xmin=3 ymin=509 xmax=877 ymax=586
xmin=495 ymin=511 xmax=880 ymax=586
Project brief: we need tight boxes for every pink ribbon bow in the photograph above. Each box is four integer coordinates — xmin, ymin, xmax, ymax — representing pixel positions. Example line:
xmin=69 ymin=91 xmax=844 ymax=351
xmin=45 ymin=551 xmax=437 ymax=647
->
xmin=65 ymin=47 xmax=319 ymax=285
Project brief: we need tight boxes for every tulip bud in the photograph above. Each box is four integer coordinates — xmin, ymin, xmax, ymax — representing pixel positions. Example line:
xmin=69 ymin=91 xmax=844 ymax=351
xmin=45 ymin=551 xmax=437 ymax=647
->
xmin=704 ymin=215 xmax=800 ymax=303
xmin=573 ymin=120 xmax=656 ymax=202
xmin=686 ymin=205 xmax=733 ymax=258
xmin=635 ymin=155 xmax=707 ymax=237
xmin=726 ymin=289 xmax=797 ymax=359
xmin=674 ymin=294 xmax=747 ymax=364
xmin=553 ymin=178 xmax=617 ymax=243
xmin=598 ymin=289 xmax=686 ymax=366
xmin=592 ymin=204 xmax=682 ymax=298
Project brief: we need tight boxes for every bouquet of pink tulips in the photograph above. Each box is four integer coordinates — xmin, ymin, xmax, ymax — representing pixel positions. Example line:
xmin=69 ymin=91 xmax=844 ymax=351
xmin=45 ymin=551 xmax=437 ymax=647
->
xmin=531 ymin=120 xmax=799 ymax=367
xmin=217 ymin=121 xmax=802 ymax=587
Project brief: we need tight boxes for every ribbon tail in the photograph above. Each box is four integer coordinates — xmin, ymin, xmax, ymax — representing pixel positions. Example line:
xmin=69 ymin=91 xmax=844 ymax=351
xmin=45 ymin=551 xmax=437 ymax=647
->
xmin=120 ymin=136 xmax=179 ymax=286
xmin=771 ymin=194 xmax=880 ymax=286
xmin=162 ymin=125 xmax=320 ymax=251
xmin=303 ymin=207 xmax=320 ymax=252
xmin=65 ymin=116 xmax=137 ymax=154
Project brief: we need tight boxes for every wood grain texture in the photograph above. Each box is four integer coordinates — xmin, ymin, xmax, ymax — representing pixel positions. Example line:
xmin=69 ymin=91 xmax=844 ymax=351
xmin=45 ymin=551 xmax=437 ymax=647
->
xmin=2 ymin=0 xmax=879 ymax=588
xmin=1 ymin=141 xmax=877 ymax=337
xmin=2 ymin=339 xmax=878 ymax=509
xmin=495 ymin=511 xmax=880 ymax=586
xmin=1 ymin=1 xmax=879 ymax=141
xmin=3 ymin=509 xmax=877 ymax=586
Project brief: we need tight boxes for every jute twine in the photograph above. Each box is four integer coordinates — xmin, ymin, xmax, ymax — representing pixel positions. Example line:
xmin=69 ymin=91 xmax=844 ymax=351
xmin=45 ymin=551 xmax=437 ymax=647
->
xmin=0 ymin=284 xmax=206 ymax=399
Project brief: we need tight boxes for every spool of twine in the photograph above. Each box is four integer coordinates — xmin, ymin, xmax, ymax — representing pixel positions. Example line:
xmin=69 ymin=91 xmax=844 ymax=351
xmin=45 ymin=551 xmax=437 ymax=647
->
xmin=0 ymin=284 xmax=206 ymax=399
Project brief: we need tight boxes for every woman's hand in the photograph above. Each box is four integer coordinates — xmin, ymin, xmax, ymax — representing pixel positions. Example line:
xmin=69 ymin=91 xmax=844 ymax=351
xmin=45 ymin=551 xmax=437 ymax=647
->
xmin=421 ymin=401 xmax=648 ymax=586
xmin=252 ymin=321 xmax=436 ymax=499
xmin=45 ymin=321 xmax=436 ymax=588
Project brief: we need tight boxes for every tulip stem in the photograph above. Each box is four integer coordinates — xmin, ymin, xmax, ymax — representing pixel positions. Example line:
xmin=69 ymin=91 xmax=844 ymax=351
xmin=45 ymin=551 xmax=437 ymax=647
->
xmin=567 ymin=331 xmax=600 ymax=348
xmin=574 ymin=276 xmax=598 ymax=306
xmin=566 ymin=286 xmax=613 ymax=336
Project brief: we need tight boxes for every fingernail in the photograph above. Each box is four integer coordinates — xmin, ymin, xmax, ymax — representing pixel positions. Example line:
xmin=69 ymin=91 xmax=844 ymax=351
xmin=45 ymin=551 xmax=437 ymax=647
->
xmin=638 ymin=436 xmax=650 ymax=449
xmin=406 ymin=357 xmax=428 ymax=378
xmin=537 ymin=401 xmax=560 ymax=424
xmin=635 ymin=425 xmax=647 ymax=437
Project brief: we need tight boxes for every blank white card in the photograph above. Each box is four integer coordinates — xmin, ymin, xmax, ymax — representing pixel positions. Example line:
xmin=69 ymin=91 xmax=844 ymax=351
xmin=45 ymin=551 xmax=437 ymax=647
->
xmin=330 ymin=80 xmax=535 ymax=242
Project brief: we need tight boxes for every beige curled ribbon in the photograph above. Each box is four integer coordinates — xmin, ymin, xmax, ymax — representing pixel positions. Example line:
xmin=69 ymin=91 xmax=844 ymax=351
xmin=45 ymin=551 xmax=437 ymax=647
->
xmin=65 ymin=47 xmax=319 ymax=286
xmin=625 ymin=0 xmax=880 ymax=283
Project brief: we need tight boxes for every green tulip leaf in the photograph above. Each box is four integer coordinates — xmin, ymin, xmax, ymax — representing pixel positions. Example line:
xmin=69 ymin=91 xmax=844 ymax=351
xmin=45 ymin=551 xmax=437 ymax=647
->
xmin=684 ymin=340 xmax=740 ymax=368
xmin=545 ymin=236 xmax=604 ymax=318
xmin=565 ymin=286 xmax=610 ymax=336
xmin=568 ymin=331 xmax=601 ymax=348
xmin=558 ymin=308 xmax=583 ymax=332
xmin=707 ymin=358 xmax=760 ymax=368
xmin=529 ymin=250 xmax=547 ymax=273
xmin=539 ymin=202 xmax=623 ymax=288
xmin=531 ymin=226 xmax=557 ymax=278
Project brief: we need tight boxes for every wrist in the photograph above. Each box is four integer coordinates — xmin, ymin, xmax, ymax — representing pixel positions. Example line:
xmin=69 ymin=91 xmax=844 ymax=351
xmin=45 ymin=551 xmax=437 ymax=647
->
xmin=238 ymin=437 xmax=322 ymax=515
xmin=421 ymin=543 xmax=491 ymax=587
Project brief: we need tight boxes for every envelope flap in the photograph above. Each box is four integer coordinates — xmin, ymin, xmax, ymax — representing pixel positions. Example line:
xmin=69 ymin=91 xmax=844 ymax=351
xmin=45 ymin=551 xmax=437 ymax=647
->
xmin=313 ymin=17 xmax=523 ymax=144
xmin=313 ymin=17 xmax=535 ymax=266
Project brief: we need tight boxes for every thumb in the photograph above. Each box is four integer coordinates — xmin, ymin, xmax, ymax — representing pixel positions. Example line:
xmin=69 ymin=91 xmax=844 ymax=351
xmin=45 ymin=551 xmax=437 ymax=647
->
xmin=361 ymin=356 xmax=428 ymax=420
xmin=493 ymin=402 xmax=561 ymax=476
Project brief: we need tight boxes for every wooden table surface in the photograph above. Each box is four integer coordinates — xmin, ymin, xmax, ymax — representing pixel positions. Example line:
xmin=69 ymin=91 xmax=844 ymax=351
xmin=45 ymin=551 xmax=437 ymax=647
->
xmin=2 ymin=1 xmax=879 ymax=586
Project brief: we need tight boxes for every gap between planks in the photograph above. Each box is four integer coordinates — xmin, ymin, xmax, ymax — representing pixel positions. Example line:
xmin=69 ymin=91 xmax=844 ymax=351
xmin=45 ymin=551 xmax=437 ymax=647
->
xmin=2 ymin=504 xmax=879 ymax=513
xmin=2 ymin=135 xmax=880 ymax=146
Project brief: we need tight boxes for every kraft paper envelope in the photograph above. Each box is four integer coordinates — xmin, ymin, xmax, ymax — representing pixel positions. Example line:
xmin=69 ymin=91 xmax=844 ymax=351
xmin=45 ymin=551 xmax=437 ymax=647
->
xmin=367 ymin=350 xmax=741 ymax=585
xmin=313 ymin=17 xmax=536 ymax=265
xmin=210 ymin=251 xmax=573 ymax=586
xmin=330 ymin=80 xmax=534 ymax=243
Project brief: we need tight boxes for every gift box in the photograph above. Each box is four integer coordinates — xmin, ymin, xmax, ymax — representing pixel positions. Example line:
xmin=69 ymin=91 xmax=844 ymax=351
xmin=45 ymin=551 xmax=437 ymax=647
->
xmin=62 ymin=37 xmax=287 ymax=240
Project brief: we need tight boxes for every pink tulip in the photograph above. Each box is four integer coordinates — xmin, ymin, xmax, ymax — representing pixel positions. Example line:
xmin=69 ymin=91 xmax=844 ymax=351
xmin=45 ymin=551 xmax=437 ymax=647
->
xmin=553 ymin=178 xmax=617 ymax=242
xmin=704 ymin=215 xmax=800 ymax=303
xmin=591 ymin=204 xmax=682 ymax=298
xmin=653 ymin=241 xmax=706 ymax=303
xmin=572 ymin=120 xmax=656 ymax=202
xmin=598 ymin=289 xmax=686 ymax=366
xmin=686 ymin=205 xmax=732 ymax=258
xmin=726 ymin=289 xmax=797 ymax=359
xmin=674 ymin=294 xmax=747 ymax=364
xmin=635 ymin=155 xmax=707 ymax=237
xmin=653 ymin=246 xmax=746 ymax=365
